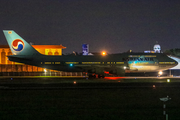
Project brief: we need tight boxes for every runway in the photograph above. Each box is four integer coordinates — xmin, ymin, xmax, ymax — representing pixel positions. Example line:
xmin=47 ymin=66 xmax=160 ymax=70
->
xmin=0 ymin=76 xmax=180 ymax=90
xmin=1 ymin=77 xmax=180 ymax=120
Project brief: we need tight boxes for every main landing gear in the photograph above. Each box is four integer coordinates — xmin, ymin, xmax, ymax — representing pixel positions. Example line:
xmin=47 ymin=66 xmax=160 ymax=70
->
xmin=98 ymin=74 xmax=105 ymax=78
xmin=88 ymin=74 xmax=105 ymax=79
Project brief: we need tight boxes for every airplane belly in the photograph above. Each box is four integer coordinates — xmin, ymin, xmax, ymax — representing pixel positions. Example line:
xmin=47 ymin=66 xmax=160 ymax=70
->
xmin=129 ymin=64 xmax=177 ymax=72
xmin=129 ymin=65 xmax=160 ymax=72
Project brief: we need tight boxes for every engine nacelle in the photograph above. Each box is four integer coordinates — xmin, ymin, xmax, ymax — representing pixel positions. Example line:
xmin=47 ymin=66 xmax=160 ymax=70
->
xmin=109 ymin=68 xmax=125 ymax=76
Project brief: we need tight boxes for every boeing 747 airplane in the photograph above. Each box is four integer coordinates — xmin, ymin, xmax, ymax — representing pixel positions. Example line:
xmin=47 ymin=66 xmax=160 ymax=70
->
xmin=3 ymin=30 xmax=178 ymax=78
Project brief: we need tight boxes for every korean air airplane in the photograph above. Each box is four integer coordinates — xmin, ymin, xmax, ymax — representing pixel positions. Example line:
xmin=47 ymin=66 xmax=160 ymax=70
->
xmin=3 ymin=30 xmax=178 ymax=78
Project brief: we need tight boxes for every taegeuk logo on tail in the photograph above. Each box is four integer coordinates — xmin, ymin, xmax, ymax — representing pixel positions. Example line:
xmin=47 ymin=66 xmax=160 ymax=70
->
xmin=11 ymin=39 xmax=25 ymax=52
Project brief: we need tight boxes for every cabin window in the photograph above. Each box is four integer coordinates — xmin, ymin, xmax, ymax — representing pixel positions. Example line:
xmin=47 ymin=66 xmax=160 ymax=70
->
xmin=45 ymin=62 xmax=51 ymax=64
xmin=116 ymin=62 xmax=124 ymax=64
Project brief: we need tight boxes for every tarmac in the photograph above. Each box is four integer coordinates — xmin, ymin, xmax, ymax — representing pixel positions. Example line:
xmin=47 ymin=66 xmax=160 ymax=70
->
xmin=1 ymin=76 xmax=180 ymax=120
xmin=0 ymin=76 xmax=180 ymax=90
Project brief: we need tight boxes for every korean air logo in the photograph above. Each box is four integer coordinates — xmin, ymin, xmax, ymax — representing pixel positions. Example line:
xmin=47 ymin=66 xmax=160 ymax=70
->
xmin=11 ymin=39 xmax=25 ymax=52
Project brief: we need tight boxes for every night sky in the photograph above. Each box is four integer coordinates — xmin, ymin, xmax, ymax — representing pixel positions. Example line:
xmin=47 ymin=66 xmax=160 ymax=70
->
xmin=0 ymin=0 xmax=180 ymax=53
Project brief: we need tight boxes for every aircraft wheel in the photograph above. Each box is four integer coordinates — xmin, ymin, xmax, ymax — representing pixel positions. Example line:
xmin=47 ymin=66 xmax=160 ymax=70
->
xmin=102 ymin=75 xmax=105 ymax=78
xmin=98 ymin=74 xmax=105 ymax=78
xmin=88 ymin=74 xmax=96 ymax=79
xmin=88 ymin=74 xmax=93 ymax=78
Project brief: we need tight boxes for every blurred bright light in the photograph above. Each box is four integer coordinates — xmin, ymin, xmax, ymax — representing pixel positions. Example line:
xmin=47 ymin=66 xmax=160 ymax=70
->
xmin=158 ymin=71 xmax=163 ymax=75
xmin=102 ymin=51 xmax=106 ymax=56
xmin=124 ymin=66 xmax=126 ymax=69
xmin=44 ymin=69 xmax=47 ymax=72
xmin=167 ymin=79 xmax=170 ymax=82
xmin=70 ymin=64 xmax=73 ymax=67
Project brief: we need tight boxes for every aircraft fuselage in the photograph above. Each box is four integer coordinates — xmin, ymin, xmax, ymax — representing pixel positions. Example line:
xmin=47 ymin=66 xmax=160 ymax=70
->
xmin=8 ymin=53 xmax=178 ymax=76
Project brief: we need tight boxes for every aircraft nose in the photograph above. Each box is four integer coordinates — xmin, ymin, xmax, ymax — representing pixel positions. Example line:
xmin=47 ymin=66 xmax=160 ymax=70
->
xmin=174 ymin=60 xmax=178 ymax=66
xmin=167 ymin=55 xmax=179 ymax=67
xmin=171 ymin=58 xmax=178 ymax=67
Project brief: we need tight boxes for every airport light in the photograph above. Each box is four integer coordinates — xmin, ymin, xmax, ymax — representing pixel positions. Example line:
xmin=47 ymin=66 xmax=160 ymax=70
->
xmin=158 ymin=71 xmax=163 ymax=75
xmin=102 ymin=51 xmax=106 ymax=56
xmin=167 ymin=79 xmax=170 ymax=83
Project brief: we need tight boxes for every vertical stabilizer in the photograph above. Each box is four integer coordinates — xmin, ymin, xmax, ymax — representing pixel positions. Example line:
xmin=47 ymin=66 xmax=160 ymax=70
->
xmin=3 ymin=30 xmax=40 ymax=56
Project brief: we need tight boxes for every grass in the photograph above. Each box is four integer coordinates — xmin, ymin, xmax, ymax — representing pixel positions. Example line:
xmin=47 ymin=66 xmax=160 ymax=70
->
xmin=1 ymin=85 xmax=180 ymax=120
xmin=1 ymin=77 xmax=180 ymax=120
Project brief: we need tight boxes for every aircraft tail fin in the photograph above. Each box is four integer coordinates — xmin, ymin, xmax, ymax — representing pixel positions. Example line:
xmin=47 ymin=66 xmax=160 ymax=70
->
xmin=3 ymin=30 xmax=40 ymax=56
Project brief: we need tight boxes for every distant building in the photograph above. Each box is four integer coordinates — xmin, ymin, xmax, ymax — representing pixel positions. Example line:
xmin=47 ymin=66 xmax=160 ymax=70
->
xmin=0 ymin=44 xmax=66 ymax=64
xmin=144 ymin=42 xmax=161 ymax=53
xmin=154 ymin=43 xmax=161 ymax=53
xmin=0 ymin=45 xmax=82 ymax=76
xmin=82 ymin=44 xmax=89 ymax=55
